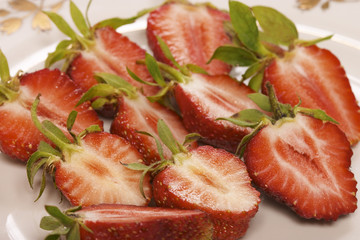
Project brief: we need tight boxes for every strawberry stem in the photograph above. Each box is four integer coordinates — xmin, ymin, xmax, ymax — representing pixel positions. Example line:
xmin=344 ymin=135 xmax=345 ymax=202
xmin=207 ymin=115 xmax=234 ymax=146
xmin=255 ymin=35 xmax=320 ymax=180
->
xmin=265 ymin=82 xmax=294 ymax=120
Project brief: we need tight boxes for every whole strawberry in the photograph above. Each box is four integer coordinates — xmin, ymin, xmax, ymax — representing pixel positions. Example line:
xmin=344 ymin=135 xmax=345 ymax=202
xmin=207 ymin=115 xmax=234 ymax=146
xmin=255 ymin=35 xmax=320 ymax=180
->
xmin=0 ymin=50 xmax=102 ymax=162
xmin=210 ymin=1 xmax=360 ymax=145
xmin=40 ymin=204 xmax=213 ymax=240
xmin=127 ymin=120 xmax=261 ymax=240
xmin=27 ymin=96 xmax=151 ymax=206
xmin=147 ymin=0 xmax=232 ymax=75
xmin=221 ymin=82 xmax=357 ymax=220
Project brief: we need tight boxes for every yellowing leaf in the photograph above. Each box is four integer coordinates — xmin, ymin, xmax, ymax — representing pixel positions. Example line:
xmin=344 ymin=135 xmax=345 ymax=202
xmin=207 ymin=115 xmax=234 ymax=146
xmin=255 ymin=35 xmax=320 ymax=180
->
xmin=297 ymin=0 xmax=321 ymax=10
xmin=0 ymin=17 xmax=22 ymax=34
xmin=0 ymin=9 xmax=10 ymax=17
xmin=9 ymin=0 xmax=38 ymax=12
xmin=32 ymin=11 xmax=51 ymax=31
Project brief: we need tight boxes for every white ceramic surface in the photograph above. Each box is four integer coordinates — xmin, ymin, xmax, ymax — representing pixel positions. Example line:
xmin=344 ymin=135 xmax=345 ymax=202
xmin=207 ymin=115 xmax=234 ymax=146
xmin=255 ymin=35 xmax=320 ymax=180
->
xmin=1 ymin=1 xmax=360 ymax=239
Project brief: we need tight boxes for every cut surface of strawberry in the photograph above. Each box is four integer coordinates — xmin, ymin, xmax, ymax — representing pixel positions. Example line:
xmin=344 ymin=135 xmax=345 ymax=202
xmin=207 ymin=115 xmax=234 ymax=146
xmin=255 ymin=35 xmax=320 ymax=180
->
xmin=244 ymin=113 xmax=357 ymax=220
xmin=111 ymin=93 xmax=194 ymax=165
xmin=0 ymin=68 xmax=102 ymax=162
xmin=41 ymin=204 xmax=213 ymax=240
xmin=153 ymin=145 xmax=260 ymax=240
xmin=174 ymin=73 xmax=261 ymax=152
xmin=68 ymin=27 xmax=158 ymax=97
xmin=147 ymin=1 xmax=232 ymax=75
xmin=54 ymin=131 xmax=152 ymax=207
xmin=263 ymin=45 xmax=360 ymax=145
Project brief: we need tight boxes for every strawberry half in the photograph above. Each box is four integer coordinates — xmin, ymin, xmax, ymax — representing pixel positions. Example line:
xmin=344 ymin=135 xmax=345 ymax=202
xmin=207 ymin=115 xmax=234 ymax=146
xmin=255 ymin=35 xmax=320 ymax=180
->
xmin=40 ymin=204 xmax=213 ymax=240
xmin=45 ymin=2 xmax=158 ymax=117
xmin=77 ymin=72 xmax=194 ymax=165
xmin=223 ymin=83 xmax=357 ymax=220
xmin=0 ymin=51 xmax=102 ymax=161
xmin=27 ymin=96 xmax=151 ymax=207
xmin=130 ymin=120 xmax=260 ymax=240
xmin=263 ymin=45 xmax=360 ymax=145
xmin=210 ymin=1 xmax=360 ymax=145
xmin=138 ymin=53 xmax=263 ymax=153
xmin=147 ymin=0 xmax=232 ymax=75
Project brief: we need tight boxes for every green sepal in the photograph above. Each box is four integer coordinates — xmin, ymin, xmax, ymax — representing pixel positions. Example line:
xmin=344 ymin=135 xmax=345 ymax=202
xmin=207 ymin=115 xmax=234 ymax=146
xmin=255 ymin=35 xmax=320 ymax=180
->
xmin=241 ymin=60 xmax=266 ymax=82
xmin=295 ymin=107 xmax=339 ymax=124
xmin=94 ymin=72 xmax=138 ymax=98
xmin=67 ymin=111 xmax=77 ymax=133
xmin=45 ymin=48 xmax=77 ymax=69
xmin=40 ymin=216 xmax=63 ymax=231
xmin=182 ymin=133 xmax=202 ymax=147
xmin=248 ymin=69 xmax=264 ymax=92
xmin=127 ymin=67 xmax=159 ymax=87
xmin=77 ymin=125 xmax=102 ymax=140
xmin=295 ymin=35 xmax=333 ymax=47
xmin=146 ymin=82 xmax=174 ymax=103
xmin=44 ymin=11 xmax=78 ymax=40
xmin=217 ymin=109 xmax=270 ymax=128
xmin=247 ymin=93 xmax=272 ymax=112
xmin=157 ymin=119 xmax=182 ymax=155
xmin=145 ymin=53 xmax=167 ymax=87
xmin=45 ymin=205 xmax=76 ymax=227
xmin=70 ymin=1 xmax=91 ymax=39
xmin=122 ymin=161 xmax=153 ymax=199
xmin=156 ymin=36 xmax=189 ymax=75
xmin=235 ymin=122 xmax=265 ymax=157
xmin=185 ymin=64 xmax=209 ymax=75
xmin=208 ymin=45 xmax=258 ymax=66
xmin=76 ymin=84 xmax=117 ymax=107
xmin=252 ymin=6 xmax=298 ymax=46
xmin=42 ymin=120 xmax=72 ymax=145
xmin=136 ymin=130 xmax=165 ymax=161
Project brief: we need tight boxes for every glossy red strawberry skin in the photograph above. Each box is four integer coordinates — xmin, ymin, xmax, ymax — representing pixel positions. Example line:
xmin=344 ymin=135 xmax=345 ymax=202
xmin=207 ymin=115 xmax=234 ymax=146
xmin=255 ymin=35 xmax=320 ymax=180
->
xmin=0 ymin=68 xmax=102 ymax=162
xmin=110 ymin=94 xmax=195 ymax=165
xmin=153 ymin=145 xmax=260 ymax=240
xmin=244 ymin=114 xmax=357 ymax=220
xmin=78 ymin=204 xmax=213 ymax=240
xmin=174 ymin=73 xmax=260 ymax=153
xmin=263 ymin=45 xmax=360 ymax=145
xmin=67 ymin=27 xmax=158 ymax=97
xmin=147 ymin=1 xmax=232 ymax=75
xmin=54 ymin=132 xmax=152 ymax=207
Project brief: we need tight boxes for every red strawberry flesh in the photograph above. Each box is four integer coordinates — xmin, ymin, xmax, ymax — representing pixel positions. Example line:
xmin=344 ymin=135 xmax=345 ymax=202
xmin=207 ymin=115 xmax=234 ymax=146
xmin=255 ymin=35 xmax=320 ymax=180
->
xmin=263 ymin=45 xmax=360 ymax=145
xmin=147 ymin=2 xmax=232 ymax=75
xmin=244 ymin=114 xmax=357 ymax=220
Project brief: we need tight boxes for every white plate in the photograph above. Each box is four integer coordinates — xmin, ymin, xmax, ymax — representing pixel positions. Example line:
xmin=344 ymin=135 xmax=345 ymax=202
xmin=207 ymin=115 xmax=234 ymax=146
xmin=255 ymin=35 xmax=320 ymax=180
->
xmin=1 ymin=17 xmax=360 ymax=240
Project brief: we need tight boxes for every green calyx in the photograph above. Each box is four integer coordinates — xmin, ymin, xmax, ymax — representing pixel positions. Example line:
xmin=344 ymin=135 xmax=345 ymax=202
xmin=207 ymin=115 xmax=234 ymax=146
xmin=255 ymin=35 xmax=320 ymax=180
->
xmin=40 ymin=205 xmax=92 ymax=240
xmin=76 ymin=72 xmax=138 ymax=110
xmin=27 ymin=95 xmax=102 ymax=201
xmin=45 ymin=0 xmax=152 ymax=71
xmin=123 ymin=119 xmax=200 ymax=199
xmin=0 ymin=49 xmax=20 ymax=105
xmin=209 ymin=1 xmax=332 ymax=92
xmin=218 ymin=82 xmax=338 ymax=156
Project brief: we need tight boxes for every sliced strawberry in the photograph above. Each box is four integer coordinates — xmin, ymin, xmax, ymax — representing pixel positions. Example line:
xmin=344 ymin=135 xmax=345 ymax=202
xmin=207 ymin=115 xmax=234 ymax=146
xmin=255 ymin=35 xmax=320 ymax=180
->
xmin=54 ymin=132 xmax=152 ymax=207
xmin=41 ymin=204 xmax=213 ymax=240
xmin=153 ymin=145 xmax=260 ymax=240
xmin=67 ymin=27 xmax=158 ymax=97
xmin=244 ymin=113 xmax=357 ymax=220
xmin=0 ymin=68 xmax=102 ymax=161
xmin=111 ymin=93 xmax=195 ymax=165
xmin=174 ymin=73 xmax=261 ymax=152
xmin=147 ymin=1 xmax=232 ymax=75
xmin=263 ymin=45 xmax=360 ymax=145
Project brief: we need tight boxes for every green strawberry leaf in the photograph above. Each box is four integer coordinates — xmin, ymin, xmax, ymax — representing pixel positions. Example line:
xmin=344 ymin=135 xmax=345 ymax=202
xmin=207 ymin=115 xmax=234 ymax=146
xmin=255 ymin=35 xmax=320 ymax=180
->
xmin=229 ymin=1 xmax=264 ymax=55
xmin=67 ymin=222 xmax=80 ymax=240
xmin=296 ymin=35 xmax=333 ymax=47
xmin=42 ymin=120 xmax=72 ymax=145
xmin=45 ymin=205 xmax=76 ymax=227
xmin=67 ymin=111 xmax=77 ymax=133
xmin=208 ymin=45 xmax=258 ymax=66
xmin=218 ymin=109 xmax=269 ymax=128
xmin=40 ymin=216 xmax=62 ymax=231
xmin=94 ymin=17 xmax=136 ymax=30
xmin=127 ymin=67 xmax=159 ymax=86
xmin=241 ymin=60 xmax=266 ymax=81
xmin=252 ymin=6 xmax=298 ymax=46
xmin=235 ymin=122 xmax=264 ymax=157
xmin=182 ymin=133 xmax=202 ymax=147
xmin=185 ymin=64 xmax=208 ymax=75
xmin=70 ymin=1 xmax=91 ymax=38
